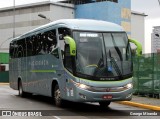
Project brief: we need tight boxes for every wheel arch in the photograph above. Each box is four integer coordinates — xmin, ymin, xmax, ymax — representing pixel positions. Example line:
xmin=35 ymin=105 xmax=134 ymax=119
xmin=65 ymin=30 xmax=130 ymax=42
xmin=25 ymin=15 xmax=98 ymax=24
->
xmin=17 ymin=77 xmax=22 ymax=90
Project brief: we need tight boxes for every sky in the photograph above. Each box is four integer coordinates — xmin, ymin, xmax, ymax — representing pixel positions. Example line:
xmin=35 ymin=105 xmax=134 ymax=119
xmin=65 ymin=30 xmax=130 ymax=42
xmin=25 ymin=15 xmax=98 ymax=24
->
xmin=0 ymin=0 xmax=160 ymax=53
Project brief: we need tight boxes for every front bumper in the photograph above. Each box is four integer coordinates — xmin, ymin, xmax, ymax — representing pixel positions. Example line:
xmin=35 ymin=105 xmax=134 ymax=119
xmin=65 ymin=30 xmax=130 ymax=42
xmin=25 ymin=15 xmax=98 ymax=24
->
xmin=73 ymin=86 xmax=133 ymax=102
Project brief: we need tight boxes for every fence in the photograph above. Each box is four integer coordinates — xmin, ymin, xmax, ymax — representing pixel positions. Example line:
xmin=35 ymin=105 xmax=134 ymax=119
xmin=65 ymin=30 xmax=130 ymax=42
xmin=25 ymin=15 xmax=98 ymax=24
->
xmin=133 ymin=53 xmax=160 ymax=97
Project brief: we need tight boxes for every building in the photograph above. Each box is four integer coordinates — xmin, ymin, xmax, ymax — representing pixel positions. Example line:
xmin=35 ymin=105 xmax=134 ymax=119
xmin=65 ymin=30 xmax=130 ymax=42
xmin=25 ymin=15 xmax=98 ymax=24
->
xmin=75 ymin=0 xmax=131 ymax=38
xmin=0 ymin=1 xmax=74 ymax=53
xmin=151 ymin=26 xmax=160 ymax=53
xmin=0 ymin=0 xmax=146 ymax=53
xmin=131 ymin=11 xmax=147 ymax=54
xmin=74 ymin=0 xmax=147 ymax=53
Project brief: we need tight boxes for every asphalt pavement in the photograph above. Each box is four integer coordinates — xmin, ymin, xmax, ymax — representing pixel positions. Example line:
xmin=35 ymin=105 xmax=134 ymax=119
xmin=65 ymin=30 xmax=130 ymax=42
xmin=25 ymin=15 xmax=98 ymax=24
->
xmin=0 ymin=84 xmax=160 ymax=119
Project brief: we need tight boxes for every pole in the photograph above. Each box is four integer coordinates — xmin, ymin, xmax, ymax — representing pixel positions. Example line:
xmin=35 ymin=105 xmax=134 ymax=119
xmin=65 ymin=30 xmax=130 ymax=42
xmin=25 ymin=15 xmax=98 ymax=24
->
xmin=158 ymin=0 xmax=160 ymax=6
xmin=13 ymin=0 xmax=15 ymax=38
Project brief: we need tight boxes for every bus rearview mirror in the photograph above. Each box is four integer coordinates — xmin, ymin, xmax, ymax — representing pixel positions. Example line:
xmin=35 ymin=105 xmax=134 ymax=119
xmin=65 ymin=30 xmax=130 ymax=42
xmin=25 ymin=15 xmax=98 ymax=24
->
xmin=64 ymin=36 xmax=76 ymax=56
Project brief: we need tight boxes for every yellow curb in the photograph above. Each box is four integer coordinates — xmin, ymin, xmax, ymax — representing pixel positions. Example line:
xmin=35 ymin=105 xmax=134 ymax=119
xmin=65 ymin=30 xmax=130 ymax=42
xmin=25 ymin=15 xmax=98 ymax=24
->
xmin=117 ymin=101 xmax=160 ymax=111
xmin=0 ymin=83 xmax=9 ymax=85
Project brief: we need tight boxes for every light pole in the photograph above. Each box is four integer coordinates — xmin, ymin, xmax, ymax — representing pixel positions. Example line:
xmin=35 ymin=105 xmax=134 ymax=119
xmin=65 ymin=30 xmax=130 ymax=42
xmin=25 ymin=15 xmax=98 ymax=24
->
xmin=38 ymin=14 xmax=52 ymax=22
xmin=13 ymin=0 xmax=15 ymax=38
xmin=158 ymin=0 xmax=160 ymax=6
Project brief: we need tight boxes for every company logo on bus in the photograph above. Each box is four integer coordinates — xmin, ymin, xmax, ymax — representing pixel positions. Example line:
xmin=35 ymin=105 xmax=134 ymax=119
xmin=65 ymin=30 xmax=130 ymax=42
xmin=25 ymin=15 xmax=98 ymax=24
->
xmin=29 ymin=60 xmax=49 ymax=66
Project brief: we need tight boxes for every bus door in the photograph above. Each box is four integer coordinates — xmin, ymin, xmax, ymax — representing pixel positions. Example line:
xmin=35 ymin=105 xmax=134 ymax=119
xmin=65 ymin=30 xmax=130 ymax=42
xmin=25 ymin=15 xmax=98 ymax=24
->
xmin=58 ymin=27 xmax=74 ymax=98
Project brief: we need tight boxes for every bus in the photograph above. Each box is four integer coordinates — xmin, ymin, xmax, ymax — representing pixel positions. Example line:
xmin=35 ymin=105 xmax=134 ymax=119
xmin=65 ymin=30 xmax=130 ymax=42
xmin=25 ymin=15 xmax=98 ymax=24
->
xmin=9 ymin=19 xmax=141 ymax=107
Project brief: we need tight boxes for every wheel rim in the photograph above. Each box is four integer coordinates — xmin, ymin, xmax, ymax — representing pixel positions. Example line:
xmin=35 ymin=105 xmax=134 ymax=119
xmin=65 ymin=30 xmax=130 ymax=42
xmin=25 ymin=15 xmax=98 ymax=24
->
xmin=54 ymin=88 xmax=61 ymax=105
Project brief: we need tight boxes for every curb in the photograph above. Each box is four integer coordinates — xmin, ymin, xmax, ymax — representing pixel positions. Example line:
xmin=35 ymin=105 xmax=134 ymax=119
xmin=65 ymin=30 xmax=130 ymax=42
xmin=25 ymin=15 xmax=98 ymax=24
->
xmin=0 ymin=83 xmax=9 ymax=85
xmin=117 ymin=101 xmax=160 ymax=111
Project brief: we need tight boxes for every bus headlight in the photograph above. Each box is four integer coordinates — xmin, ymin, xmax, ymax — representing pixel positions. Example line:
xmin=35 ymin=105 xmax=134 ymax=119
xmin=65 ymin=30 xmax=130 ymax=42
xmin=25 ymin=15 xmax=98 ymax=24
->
xmin=71 ymin=80 xmax=91 ymax=90
xmin=76 ymin=83 xmax=91 ymax=90
xmin=125 ymin=83 xmax=133 ymax=89
xmin=79 ymin=84 xmax=87 ymax=89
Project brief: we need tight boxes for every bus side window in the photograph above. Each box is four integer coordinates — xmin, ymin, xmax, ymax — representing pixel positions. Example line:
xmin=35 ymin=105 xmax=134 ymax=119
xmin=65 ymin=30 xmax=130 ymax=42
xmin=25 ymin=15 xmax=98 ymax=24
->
xmin=58 ymin=27 xmax=71 ymax=57
xmin=40 ymin=30 xmax=57 ymax=54
xmin=36 ymin=34 xmax=42 ymax=55
xmin=16 ymin=39 xmax=25 ymax=58
xmin=32 ymin=35 xmax=37 ymax=55
xmin=10 ymin=42 xmax=16 ymax=58
xmin=58 ymin=28 xmax=71 ymax=40
xmin=45 ymin=30 xmax=57 ymax=53
xmin=26 ymin=37 xmax=33 ymax=56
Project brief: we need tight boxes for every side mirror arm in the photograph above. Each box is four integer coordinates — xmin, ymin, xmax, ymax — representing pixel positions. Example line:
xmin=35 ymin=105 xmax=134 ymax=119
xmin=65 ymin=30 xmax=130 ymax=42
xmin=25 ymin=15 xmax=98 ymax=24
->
xmin=129 ymin=39 xmax=142 ymax=56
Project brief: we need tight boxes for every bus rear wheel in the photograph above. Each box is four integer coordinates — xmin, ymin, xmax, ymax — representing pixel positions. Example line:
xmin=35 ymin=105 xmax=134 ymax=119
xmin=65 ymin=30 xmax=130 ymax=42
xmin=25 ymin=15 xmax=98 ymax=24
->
xmin=54 ymin=84 xmax=64 ymax=107
xmin=99 ymin=101 xmax=111 ymax=108
xmin=18 ymin=80 xmax=27 ymax=97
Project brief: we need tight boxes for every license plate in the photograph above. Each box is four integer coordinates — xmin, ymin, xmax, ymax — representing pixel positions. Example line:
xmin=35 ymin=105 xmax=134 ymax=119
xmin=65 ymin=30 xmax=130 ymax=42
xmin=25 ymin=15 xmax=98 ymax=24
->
xmin=102 ymin=95 xmax=112 ymax=99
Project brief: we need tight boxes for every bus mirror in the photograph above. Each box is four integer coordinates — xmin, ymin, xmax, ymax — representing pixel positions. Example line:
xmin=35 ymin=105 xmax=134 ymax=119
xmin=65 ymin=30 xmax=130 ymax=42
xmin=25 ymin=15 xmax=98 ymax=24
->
xmin=129 ymin=39 xmax=142 ymax=56
xmin=64 ymin=36 xmax=76 ymax=56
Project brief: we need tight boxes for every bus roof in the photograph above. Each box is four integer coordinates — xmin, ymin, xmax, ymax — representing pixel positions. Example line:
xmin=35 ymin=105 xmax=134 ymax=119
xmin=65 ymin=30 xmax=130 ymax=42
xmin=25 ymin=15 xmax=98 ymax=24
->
xmin=13 ymin=19 xmax=124 ymax=40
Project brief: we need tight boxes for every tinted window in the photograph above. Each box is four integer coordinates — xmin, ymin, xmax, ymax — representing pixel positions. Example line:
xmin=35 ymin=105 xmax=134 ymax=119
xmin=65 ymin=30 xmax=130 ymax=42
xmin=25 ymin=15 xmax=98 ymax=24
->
xmin=26 ymin=29 xmax=57 ymax=57
xmin=12 ymin=39 xmax=26 ymax=58
xmin=58 ymin=28 xmax=72 ymax=71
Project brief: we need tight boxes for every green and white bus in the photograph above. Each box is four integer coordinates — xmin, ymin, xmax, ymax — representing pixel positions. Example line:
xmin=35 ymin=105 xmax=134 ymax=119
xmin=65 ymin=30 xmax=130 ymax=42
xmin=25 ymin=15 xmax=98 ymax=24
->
xmin=9 ymin=19 xmax=140 ymax=107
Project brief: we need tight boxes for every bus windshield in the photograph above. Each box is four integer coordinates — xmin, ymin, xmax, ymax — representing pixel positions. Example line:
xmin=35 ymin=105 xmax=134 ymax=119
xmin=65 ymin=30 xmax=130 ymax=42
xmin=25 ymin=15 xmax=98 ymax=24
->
xmin=73 ymin=31 xmax=132 ymax=80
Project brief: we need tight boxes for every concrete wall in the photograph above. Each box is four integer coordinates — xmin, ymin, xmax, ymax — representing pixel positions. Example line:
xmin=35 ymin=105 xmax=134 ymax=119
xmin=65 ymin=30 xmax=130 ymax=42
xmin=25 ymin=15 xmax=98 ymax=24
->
xmin=0 ymin=2 xmax=74 ymax=53
xmin=50 ymin=4 xmax=74 ymax=21
xmin=75 ymin=0 xmax=131 ymax=36
xmin=131 ymin=13 xmax=146 ymax=54
xmin=0 ymin=4 xmax=50 ymax=53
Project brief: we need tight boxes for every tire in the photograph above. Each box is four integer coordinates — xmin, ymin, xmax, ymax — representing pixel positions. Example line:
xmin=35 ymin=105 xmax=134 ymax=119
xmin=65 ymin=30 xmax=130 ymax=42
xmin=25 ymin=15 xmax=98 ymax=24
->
xmin=18 ymin=80 xmax=27 ymax=97
xmin=54 ymin=84 xmax=64 ymax=107
xmin=99 ymin=101 xmax=111 ymax=108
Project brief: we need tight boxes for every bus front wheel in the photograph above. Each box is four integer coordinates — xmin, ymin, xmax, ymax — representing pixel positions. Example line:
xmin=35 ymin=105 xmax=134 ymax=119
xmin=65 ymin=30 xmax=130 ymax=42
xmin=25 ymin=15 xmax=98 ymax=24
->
xmin=54 ymin=84 xmax=64 ymax=107
xmin=99 ymin=101 xmax=111 ymax=108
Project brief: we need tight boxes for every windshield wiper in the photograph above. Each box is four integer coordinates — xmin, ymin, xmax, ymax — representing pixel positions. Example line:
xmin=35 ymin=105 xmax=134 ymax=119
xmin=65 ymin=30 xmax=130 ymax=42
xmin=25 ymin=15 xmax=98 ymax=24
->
xmin=111 ymin=34 xmax=123 ymax=61
xmin=109 ymin=50 xmax=123 ymax=79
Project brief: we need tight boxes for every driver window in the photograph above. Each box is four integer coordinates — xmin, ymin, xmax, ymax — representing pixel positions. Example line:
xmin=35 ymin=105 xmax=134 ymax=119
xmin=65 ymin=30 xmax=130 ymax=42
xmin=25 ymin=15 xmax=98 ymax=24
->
xmin=58 ymin=27 xmax=71 ymax=59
